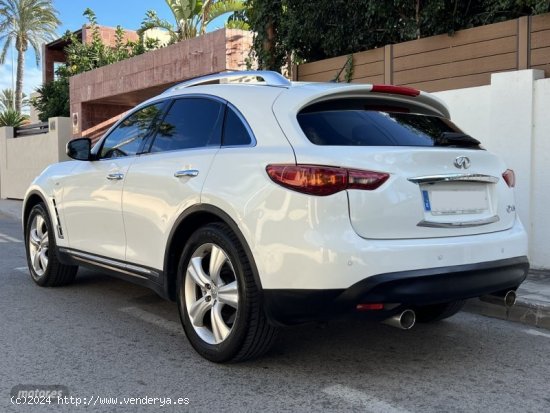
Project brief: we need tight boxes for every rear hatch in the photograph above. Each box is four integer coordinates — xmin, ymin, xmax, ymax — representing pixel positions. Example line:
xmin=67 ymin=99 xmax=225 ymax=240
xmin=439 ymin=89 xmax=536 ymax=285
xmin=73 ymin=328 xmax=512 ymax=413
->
xmin=285 ymin=95 xmax=516 ymax=239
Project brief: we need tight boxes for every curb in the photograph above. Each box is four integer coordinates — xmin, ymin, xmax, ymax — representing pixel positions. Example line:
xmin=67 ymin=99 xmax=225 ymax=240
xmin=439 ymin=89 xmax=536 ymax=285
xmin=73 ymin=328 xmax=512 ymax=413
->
xmin=464 ymin=297 xmax=550 ymax=330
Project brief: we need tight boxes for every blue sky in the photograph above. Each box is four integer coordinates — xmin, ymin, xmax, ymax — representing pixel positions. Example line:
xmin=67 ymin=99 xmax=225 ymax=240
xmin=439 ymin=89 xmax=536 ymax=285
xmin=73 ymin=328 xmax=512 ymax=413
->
xmin=55 ymin=0 xmax=175 ymax=33
xmin=0 ymin=0 xmax=231 ymax=98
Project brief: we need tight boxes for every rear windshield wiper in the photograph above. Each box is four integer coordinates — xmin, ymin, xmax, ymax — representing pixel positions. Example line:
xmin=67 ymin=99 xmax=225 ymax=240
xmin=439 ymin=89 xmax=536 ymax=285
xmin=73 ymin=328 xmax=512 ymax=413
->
xmin=438 ymin=132 xmax=480 ymax=148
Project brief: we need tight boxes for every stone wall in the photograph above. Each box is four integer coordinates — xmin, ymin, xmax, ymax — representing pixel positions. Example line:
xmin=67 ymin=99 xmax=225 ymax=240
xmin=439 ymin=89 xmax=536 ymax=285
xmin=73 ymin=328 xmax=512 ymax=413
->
xmin=69 ymin=29 xmax=254 ymax=143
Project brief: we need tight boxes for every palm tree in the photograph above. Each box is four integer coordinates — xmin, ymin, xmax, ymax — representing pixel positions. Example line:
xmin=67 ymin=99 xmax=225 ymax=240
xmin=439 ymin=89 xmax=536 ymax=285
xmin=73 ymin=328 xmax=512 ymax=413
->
xmin=0 ymin=87 xmax=28 ymax=111
xmin=0 ymin=0 xmax=60 ymax=113
xmin=165 ymin=0 xmax=246 ymax=40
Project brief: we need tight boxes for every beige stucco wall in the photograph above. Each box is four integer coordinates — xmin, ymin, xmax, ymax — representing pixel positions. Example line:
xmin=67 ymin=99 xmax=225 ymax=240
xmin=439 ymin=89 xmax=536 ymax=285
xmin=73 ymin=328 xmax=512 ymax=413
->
xmin=0 ymin=117 xmax=72 ymax=200
xmin=434 ymin=70 xmax=548 ymax=270
xmin=28 ymin=92 xmax=41 ymax=124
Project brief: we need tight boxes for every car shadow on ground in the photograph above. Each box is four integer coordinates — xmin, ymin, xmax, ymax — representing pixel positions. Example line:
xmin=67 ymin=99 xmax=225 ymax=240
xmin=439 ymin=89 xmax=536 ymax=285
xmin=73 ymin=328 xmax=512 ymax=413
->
xmin=69 ymin=267 xmax=510 ymax=373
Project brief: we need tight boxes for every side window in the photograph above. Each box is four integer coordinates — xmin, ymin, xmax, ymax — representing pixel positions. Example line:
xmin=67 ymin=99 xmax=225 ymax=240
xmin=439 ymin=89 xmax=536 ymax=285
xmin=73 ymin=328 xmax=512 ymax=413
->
xmin=150 ymin=98 xmax=223 ymax=153
xmin=100 ymin=103 xmax=164 ymax=159
xmin=222 ymin=105 xmax=253 ymax=146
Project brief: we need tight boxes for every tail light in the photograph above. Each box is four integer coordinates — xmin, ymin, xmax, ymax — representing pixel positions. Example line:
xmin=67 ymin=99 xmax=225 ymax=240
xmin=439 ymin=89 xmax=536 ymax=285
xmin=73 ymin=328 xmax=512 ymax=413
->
xmin=502 ymin=169 xmax=516 ymax=188
xmin=266 ymin=164 xmax=389 ymax=196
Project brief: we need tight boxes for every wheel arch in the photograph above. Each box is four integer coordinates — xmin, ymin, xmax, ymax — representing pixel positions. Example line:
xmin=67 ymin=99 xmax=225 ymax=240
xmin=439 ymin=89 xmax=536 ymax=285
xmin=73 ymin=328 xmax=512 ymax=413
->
xmin=163 ymin=204 xmax=263 ymax=301
xmin=22 ymin=190 xmax=49 ymax=233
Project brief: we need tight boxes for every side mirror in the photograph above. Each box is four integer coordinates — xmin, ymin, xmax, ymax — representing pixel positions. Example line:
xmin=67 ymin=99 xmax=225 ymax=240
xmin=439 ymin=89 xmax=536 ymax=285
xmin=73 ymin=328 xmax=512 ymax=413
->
xmin=67 ymin=138 xmax=92 ymax=161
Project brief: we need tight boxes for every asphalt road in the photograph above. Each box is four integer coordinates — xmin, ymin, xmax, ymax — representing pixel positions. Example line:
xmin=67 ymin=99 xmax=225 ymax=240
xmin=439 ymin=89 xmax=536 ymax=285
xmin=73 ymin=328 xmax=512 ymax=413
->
xmin=1 ymin=211 xmax=549 ymax=413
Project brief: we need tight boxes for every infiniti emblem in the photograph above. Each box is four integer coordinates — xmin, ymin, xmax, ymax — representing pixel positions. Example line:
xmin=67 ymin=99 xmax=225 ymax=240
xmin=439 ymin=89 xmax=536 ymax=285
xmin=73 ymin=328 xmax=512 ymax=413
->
xmin=454 ymin=156 xmax=471 ymax=169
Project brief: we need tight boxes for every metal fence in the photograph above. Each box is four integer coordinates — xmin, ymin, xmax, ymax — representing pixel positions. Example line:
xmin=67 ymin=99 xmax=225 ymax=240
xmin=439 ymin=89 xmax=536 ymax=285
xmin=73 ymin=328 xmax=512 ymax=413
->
xmin=14 ymin=122 xmax=49 ymax=138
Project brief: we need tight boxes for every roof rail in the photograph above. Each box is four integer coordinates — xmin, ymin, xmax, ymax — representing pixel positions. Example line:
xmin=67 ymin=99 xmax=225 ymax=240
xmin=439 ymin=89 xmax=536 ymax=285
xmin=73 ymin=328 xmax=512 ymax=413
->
xmin=163 ymin=70 xmax=291 ymax=94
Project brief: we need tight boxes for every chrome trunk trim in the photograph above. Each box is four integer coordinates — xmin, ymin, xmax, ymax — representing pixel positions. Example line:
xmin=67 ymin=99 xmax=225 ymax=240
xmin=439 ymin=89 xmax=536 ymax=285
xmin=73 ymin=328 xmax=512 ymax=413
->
xmin=417 ymin=215 xmax=500 ymax=228
xmin=408 ymin=174 xmax=499 ymax=184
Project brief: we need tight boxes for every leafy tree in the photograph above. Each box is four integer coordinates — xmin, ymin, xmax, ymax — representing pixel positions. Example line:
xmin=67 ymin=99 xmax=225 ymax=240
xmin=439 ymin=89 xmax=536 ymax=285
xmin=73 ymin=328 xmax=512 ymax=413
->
xmin=474 ymin=0 xmax=550 ymax=24
xmin=226 ymin=9 xmax=249 ymax=30
xmin=0 ymin=0 xmax=60 ymax=113
xmin=247 ymin=0 xmax=550 ymax=71
xmin=31 ymin=77 xmax=69 ymax=121
xmin=137 ymin=10 xmax=178 ymax=44
xmin=0 ymin=107 xmax=28 ymax=127
xmin=59 ymin=9 xmax=140 ymax=77
xmin=246 ymin=0 xmax=284 ymax=70
xmin=33 ymin=8 xmax=164 ymax=121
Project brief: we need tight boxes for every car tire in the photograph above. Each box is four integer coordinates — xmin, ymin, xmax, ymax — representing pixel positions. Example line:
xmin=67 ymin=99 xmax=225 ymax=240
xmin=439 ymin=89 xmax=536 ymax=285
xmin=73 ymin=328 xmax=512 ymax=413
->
xmin=177 ymin=222 xmax=277 ymax=362
xmin=415 ymin=300 xmax=466 ymax=323
xmin=25 ymin=203 xmax=78 ymax=287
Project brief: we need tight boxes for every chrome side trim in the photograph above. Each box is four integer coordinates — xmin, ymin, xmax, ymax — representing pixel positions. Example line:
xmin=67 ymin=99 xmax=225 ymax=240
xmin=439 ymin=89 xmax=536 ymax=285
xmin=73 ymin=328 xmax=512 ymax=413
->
xmin=125 ymin=262 xmax=159 ymax=278
xmin=417 ymin=215 xmax=500 ymax=228
xmin=74 ymin=256 xmax=148 ymax=279
xmin=408 ymin=174 xmax=499 ymax=184
xmin=51 ymin=198 xmax=64 ymax=239
xmin=61 ymin=249 xmax=159 ymax=279
xmin=164 ymin=70 xmax=291 ymax=93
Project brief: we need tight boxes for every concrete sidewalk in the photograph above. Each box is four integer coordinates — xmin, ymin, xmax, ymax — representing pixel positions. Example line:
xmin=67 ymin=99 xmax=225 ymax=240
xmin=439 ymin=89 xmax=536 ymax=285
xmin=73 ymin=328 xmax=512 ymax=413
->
xmin=465 ymin=269 xmax=550 ymax=329
xmin=1 ymin=198 xmax=549 ymax=329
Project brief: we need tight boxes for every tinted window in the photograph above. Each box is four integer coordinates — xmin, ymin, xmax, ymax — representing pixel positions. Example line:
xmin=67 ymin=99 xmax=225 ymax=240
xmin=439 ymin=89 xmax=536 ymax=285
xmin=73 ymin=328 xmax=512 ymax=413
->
xmin=150 ymin=98 xmax=223 ymax=153
xmin=100 ymin=104 xmax=163 ymax=159
xmin=222 ymin=106 xmax=252 ymax=146
xmin=297 ymin=99 xmax=481 ymax=149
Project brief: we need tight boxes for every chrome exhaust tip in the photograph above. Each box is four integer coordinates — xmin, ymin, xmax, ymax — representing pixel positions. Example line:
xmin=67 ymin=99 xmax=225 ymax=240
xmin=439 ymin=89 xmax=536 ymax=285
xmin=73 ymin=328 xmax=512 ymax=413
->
xmin=382 ymin=309 xmax=416 ymax=330
xmin=480 ymin=290 xmax=517 ymax=308
xmin=504 ymin=290 xmax=517 ymax=307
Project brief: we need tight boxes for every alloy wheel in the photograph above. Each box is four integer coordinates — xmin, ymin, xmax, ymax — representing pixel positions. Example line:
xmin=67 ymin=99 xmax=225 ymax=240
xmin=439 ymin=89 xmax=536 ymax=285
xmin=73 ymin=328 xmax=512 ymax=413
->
xmin=28 ymin=214 xmax=49 ymax=277
xmin=183 ymin=243 xmax=239 ymax=345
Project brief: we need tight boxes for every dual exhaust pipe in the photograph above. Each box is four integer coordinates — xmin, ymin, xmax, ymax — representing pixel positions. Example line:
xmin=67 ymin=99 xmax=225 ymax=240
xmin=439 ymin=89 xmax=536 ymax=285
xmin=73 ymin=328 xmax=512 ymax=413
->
xmin=382 ymin=309 xmax=416 ymax=330
xmin=380 ymin=290 xmax=517 ymax=331
xmin=480 ymin=290 xmax=517 ymax=308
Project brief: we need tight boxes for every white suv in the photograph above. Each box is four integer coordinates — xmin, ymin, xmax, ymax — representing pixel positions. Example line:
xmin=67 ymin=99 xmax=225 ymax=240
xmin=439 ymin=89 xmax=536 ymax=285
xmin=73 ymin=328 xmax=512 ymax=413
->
xmin=23 ymin=71 xmax=529 ymax=362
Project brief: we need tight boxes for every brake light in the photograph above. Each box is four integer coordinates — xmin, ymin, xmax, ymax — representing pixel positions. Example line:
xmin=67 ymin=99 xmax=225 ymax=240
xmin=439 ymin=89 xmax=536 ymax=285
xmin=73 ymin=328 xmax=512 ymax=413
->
xmin=503 ymin=169 xmax=516 ymax=188
xmin=266 ymin=165 xmax=389 ymax=196
xmin=371 ymin=84 xmax=420 ymax=97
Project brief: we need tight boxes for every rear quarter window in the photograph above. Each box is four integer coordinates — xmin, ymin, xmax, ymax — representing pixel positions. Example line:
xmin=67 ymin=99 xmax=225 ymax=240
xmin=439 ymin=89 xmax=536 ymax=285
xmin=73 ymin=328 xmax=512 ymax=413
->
xmin=222 ymin=105 xmax=253 ymax=146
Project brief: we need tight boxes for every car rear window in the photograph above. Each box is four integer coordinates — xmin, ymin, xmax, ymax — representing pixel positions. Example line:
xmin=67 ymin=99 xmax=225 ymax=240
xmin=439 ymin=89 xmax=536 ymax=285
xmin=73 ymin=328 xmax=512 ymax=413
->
xmin=297 ymin=99 xmax=481 ymax=149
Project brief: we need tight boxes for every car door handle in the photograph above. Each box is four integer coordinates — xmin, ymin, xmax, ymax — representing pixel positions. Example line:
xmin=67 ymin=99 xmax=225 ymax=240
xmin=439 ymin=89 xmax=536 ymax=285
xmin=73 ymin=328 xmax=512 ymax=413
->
xmin=106 ymin=173 xmax=124 ymax=181
xmin=174 ymin=169 xmax=199 ymax=178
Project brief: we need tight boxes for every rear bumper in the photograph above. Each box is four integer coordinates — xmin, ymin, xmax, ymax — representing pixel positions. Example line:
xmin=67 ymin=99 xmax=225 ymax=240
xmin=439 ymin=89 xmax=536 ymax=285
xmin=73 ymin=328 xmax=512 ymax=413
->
xmin=263 ymin=256 xmax=529 ymax=325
